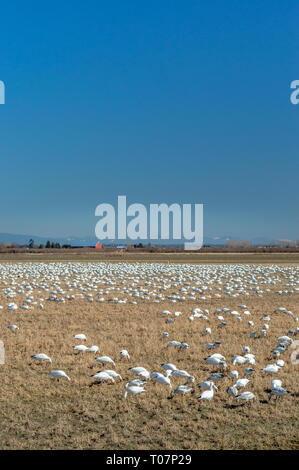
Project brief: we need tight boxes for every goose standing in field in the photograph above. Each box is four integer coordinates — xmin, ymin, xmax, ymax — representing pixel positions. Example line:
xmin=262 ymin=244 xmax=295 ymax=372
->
xmin=271 ymin=379 xmax=282 ymax=389
xmin=229 ymin=370 xmax=239 ymax=379
xmin=95 ymin=356 xmax=115 ymax=367
xmin=50 ymin=370 xmax=70 ymax=381
xmin=161 ymin=363 xmax=177 ymax=372
xmin=74 ymin=344 xmax=88 ymax=353
xmin=123 ymin=385 xmax=146 ymax=399
xmin=170 ymin=385 xmax=193 ymax=397
xmin=151 ymin=371 xmax=172 ymax=387
xmin=125 ymin=379 xmax=146 ymax=388
xmin=170 ymin=369 xmax=194 ymax=384
xmin=102 ymin=370 xmax=123 ymax=381
xmin=269 ymin=386 xmax=288 ymax=400
xmin=166 ymin=340 xmax=181 ymax=348
xmin=31 ymin=353 xmax=52 ymax=363
xmin=87 ymin=345 xmax=99 ymax=353
xmin=91 ymin=371 xmax=115 ymax=383
xmin=120 ymin=349 xmax=130 ymax=360
xmin=236 ymin=391 xmax=256 ymax=402
xmin=227 ymin=385 xmax=238 ymax=398
xmin=197 ymin=382 xmax=215 ymax=402
xmin=234 ymin=378 xmax=249 ymax=389
xmin=74 ymin=334 xmax=86 ymax=341
xmin=204 ymin=354 xmax=226 ymax=368
xmin=198 ymin=380 xmax=218 ymax=390
xmin=262 ymin=364 xmax=280 ymax=374
xmin=129 ymin=367 xmax=150 ymax=380
xmin=232 ymin=355 xmax=247 ymax=366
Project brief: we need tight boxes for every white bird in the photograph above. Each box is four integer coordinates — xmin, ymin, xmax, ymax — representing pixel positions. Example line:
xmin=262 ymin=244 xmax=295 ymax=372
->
xmin=96 ymin=356 xmax=115 ymax=366
xmin=161 ymin=363 xmax=177 ymax=371
xmin=269 ymin=386 xmax=288 ymax=399
xmin=171 ymin=385 xmax=193 ymax=397
xmin=244 ymin=368 xmax=255 ymax=376
xmin=74 ymin=334 xmax=86 ymax=341
xmin=125 ymin=379 xmax=146 ymax=388
xmin=120 ymin=349 xmax=130 ymax=359
xmin=244 ymin=355 xmax=256 ymax=365
xmin=50 ymin=370 xmax=70 ymax=381
xmin=151 ymin=372 xmax=172 ymax=387
xmin=167 ymin=341 xmax=181 ymax=348
xmin=262 ymin=364 xmax=280 ymax=374
xmin=276 ymin=359 xmax=284 ymax=368
xmin=205 ymin=355 xmax=225 ymax=366
xmin=102 ymin=370 xmax=122 ymax=380
xmin=205 ymin=328 xmax=211 ymax=335
xmin=129 ymin=366 xmax=147 ymax=374
xmin=198 ymin=380 xmax=218 ymax=390
xmin=209 ymin=353 xmax=226 ymax=360
xmin=229 ymin=370 xmax=239 ymax=379
xmin=162 ymin=332 xmax=169 ymax=338
xmin=171 ymin=369 xmax=191 ymax=378
xmin=87 ymin=345 xmax=99 ymax=353
xmin=31 ymin=353 xmax=52 ymax=363
xmin=91 ymin=371 xmax=115 ymax=383
xmin=243 ymin=346 xmax=250 ymax=353
xmin=197 ymin=383 xmax=215 ymax=401
xmin=227 ymin=385 xmax=238 ymax=397
xmin=123 ymin=385 xmax=146 ymax=399
xmin=235 ymin=378 xmax=249 ymax=388
xmin=232 ymin=355 xmax=247 ymax=365
xmin=129 ymin=367 xmax=150 ymax=380
xmin=271 ymin=379 xmax=282 ymax=389
xmin=278 ymin=336 xmax=292 ymax=344
xmin=236 ymin=391 xmax=256 ymax=402
xmin=74 ymin=344 xmax=88 ymax=352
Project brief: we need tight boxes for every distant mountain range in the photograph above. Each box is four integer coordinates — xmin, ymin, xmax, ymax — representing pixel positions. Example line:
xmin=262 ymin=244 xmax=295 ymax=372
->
xmin=0 ymin=232 xmax=282 ymax=247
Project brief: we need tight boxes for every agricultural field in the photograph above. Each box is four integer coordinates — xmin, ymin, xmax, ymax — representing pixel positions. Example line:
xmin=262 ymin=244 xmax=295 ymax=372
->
xmin=0 ymin=260 xmax=298 ymax=450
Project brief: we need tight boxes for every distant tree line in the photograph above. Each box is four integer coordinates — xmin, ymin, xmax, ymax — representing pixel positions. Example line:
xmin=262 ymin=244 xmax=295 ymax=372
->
xmin=27 ymin=239 xmax=71 ymax=249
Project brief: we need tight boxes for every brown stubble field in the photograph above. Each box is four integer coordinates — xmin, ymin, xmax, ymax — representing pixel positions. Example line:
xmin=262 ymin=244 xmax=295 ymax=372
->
xmin=0 ymin=262 xmax=298 ymax=450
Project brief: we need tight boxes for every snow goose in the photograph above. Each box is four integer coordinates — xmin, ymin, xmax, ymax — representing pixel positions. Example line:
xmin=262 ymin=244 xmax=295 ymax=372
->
xmin=170 ymin=385 xmax=193 ymax=397
xmin=74 ymin=334 xmax=86 ymax=341
xmin=95 ymin=356 xmax=115 ymax=367
xmin=123 ymin=385 xmax=146 ymax=399
xmin=31 ymin=353 xmax=52 ymax=363
xmin=50 ymin=370 xmax=70 ymax=381
xmin=120 ymin=349 xmax=130 ymax=359
xmin=197 ymin=383 xmax=215 ymax=401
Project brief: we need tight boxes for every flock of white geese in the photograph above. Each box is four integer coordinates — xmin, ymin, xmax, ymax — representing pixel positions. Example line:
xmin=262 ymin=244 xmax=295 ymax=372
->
xmin=1 ymin=262 xmax=298 ymax=406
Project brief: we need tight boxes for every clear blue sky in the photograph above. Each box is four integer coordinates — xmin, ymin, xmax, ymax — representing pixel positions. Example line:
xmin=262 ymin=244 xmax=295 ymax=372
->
xmin=0 ymin=0 xmax=298 ymax=240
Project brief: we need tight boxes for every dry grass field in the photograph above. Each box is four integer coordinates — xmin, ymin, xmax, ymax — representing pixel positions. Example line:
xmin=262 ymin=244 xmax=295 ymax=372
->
xmin=0 ymin=259 xmax=298 ymax=450
xmin=1 ymin=251 xmax=299 ymax=264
